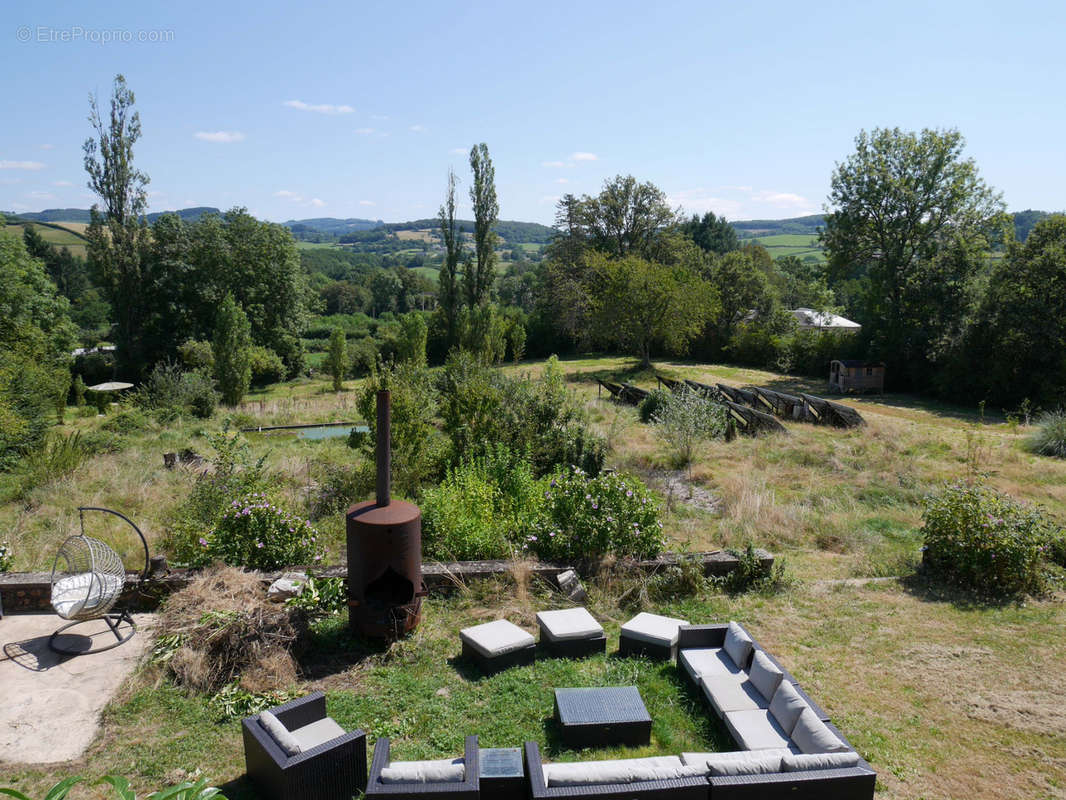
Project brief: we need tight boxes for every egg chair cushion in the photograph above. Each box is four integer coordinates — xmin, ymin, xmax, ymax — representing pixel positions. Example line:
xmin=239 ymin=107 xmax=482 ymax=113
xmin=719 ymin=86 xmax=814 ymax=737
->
xmin=52 ymin=571 xmax=125 ymax=619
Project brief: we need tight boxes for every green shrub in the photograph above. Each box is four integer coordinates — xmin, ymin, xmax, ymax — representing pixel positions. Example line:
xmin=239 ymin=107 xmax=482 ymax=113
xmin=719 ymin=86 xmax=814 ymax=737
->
xmin=638 ymin=388 xmax=670 ymax=423
xmin=0 ymin=540 xmax=12 ymax=572
xmin=921 ymin=482 xmax=1062 ymax=597
xmin=421 ymin=459 xmax=516 ymax=560
xmin=528 ymin=466 xmax=663 ymax=562
xmin=1026 ymin=411 xmax=1066 ymax=458
xmin=164 ymin=430 xmax=276 ymax=565
xmin=13 ymin=431 xmax=88 ymax=497
xmin=652 ymin=386 xmax=729 ymax=466
xmin=177 ymin=338 xmax=215 ymax=371
xmin=285 ymin=574 xmax=346 ymax=617
xmin=132 ymin=361 xmax=218 ymax=419
xmin=201 ymin=493 xmax=324 ymax=569
xmin=308 ymin=461 xmax=373 ymax=519
xmin=248 ymin=345 xmax=286 ymax=388
xmin=716 ymin=544 xmax=795 ymax=595
xmin=101 ymin=407 xmax=151 ymax=435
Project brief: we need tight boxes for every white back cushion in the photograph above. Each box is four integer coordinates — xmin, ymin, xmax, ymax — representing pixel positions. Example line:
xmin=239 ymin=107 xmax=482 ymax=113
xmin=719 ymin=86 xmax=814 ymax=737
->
xmin=769 ymin=681 xmax=808 ymax=735
xmin=782 ymin=752 xmax=860 ymax=771
xmin=723 ymin=622 xmax=753 ymax=669
xmin=259 ymin=710 xmax=302 ymax=756
xmin=682 ymin=749 xmax=791 ymax=776
xmin=748 ymin=650 xmax=784 ymax=701
xmin=790 ymin=707 xmax=850 ymax=754
xmin=543 ymin=756 xmax=702 ymax=787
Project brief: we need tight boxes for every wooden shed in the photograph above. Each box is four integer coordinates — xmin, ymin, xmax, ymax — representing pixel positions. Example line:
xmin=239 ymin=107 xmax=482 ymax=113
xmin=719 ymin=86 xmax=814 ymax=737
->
xmin=829 ymin=360 xmax=884 ymax=394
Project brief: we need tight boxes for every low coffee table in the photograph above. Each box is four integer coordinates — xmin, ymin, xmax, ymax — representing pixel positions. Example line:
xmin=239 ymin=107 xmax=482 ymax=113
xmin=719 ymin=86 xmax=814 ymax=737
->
xmin=479 ymin=747 xmax=525 ymax=800
xmin=554 ymin=686 xmax=652 ymax=748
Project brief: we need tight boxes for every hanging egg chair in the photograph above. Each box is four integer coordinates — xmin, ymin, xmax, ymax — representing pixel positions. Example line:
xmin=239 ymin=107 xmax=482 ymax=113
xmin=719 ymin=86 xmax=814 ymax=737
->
xmin=49 ymin=506 xmax=149 ymax=655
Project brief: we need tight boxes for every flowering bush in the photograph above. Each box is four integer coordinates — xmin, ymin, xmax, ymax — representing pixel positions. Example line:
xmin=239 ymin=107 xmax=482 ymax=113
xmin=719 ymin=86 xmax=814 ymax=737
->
xmin=922 ymin=482 xmax=1062 ymax=597
xmin=527 ymin=466 xmax=663 ymax=562
xmin=0 ymin=540 xmax=12 ymax=572
xmin=198 ymin=493 xmax=324 ymax=570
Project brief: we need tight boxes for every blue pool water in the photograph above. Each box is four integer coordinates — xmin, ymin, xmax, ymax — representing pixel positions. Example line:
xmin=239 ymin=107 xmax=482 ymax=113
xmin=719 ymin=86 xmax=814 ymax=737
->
xmin=297 ymin=424 xmax=369 ymax=441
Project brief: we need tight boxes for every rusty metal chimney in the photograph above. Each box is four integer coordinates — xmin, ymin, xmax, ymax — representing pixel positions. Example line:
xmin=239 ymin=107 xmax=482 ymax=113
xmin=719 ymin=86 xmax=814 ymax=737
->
xmin=346 ymin=389 xmax=424 ymax=639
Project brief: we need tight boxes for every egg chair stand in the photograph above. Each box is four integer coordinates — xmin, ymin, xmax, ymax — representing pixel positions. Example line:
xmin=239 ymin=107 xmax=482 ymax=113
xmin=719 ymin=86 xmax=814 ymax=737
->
xmin=49 ymin=506 xmax=149 ymax=656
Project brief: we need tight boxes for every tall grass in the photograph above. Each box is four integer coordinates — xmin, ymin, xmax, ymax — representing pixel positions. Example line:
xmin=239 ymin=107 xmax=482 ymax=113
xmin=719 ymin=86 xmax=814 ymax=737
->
xmin=1026 ymin=411 xmax=1066 ymax=458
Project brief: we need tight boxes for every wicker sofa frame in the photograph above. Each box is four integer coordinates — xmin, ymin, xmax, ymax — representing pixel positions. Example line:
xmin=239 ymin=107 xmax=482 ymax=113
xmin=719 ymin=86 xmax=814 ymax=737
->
xmin=676 ymin=624 xmax=875 ymax=799
xmin=523 ymin=742 xmax=709 ymax=800
xmin=461 ymin=640 xmax=536 ymax=674
xmin=541 ymin=633 xmax=608 ymax=658
xmin=242 ymin=691 xmax=367 ymax=800
xmin=367 ymin=734 xmax=480 ymax=800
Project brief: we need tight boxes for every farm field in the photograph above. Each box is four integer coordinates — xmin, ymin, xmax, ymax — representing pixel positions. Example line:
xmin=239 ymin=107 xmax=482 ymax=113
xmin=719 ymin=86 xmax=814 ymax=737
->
xmin=1 ymin=357 xmax=1064 ymax=800
xmin=744 ymin=232 xmax=825 ymax=262
xmin=3 ymin=221 xmax=89 ymax=258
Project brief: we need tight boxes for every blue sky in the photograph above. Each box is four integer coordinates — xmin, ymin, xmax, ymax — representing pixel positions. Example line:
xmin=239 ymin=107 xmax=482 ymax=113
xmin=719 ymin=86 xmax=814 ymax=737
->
xmin=2 ymin=0 xmax=1064 ymax=224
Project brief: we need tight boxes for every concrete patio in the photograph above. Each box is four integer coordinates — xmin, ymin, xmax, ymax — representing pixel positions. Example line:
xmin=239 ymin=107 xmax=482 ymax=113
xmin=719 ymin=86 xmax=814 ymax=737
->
xmin=0 ymin=612 xmax=154 ymax=764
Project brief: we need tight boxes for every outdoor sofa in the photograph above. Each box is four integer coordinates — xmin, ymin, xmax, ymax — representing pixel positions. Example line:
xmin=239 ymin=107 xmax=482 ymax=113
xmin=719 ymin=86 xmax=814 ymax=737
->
xmin=242 ymin=691 xmax=367 ymax=800
xmin=676 ymin=622 xmax=876 ymax=799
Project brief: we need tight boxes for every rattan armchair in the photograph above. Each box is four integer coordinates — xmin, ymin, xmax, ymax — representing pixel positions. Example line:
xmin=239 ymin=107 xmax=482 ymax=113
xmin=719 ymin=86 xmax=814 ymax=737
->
xmin=242 ymin=691 xmax=367 ymax=800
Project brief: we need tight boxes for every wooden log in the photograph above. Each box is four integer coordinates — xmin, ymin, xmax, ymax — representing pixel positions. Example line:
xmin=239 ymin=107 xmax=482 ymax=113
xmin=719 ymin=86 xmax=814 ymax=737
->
xmin=656 ymin=375 xmax=684 ymax=392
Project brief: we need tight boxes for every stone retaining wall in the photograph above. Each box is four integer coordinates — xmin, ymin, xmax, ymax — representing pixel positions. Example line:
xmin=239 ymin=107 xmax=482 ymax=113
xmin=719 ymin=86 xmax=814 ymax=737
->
xmin=0 ymin=549 xmax=772 ymax=613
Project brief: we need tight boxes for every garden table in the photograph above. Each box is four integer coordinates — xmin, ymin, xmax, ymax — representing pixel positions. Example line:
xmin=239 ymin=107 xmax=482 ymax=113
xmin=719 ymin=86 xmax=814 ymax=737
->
xmin=553 ymin=686 xmax=652 ymax=748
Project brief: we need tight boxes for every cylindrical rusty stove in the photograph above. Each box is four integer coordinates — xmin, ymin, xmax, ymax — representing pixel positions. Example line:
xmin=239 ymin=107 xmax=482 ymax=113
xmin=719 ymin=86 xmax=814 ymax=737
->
xmin=346 ymin=389 xmax=424 ymax=639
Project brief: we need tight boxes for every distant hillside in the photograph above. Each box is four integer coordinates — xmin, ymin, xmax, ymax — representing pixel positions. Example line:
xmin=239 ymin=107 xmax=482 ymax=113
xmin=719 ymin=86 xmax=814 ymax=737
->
xmin=734 ymin=210 xmax=1058 ymax=243
xmin=284 ymin=217 xmax=383 ymax=237
xmin=5 ymin=206 xmax=222 ymax=224
xmin=386 ymin=218 xmax=557 ymax=244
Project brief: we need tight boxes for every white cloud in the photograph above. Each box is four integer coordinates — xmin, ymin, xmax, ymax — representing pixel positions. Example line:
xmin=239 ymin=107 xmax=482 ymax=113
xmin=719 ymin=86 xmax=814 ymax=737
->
xmin=359 ymin=200 xmax=375 ymax=206
xmin=195 ymin=131 xmax=245 ymax=143
xmin=570 ymin=152 xmax=597 ymax=161
xmin=555 ymin=178 xmax=569 ymax=184
xmin=371 ymin=114 xmax=389 ymax=121
xmin=284 ymin=100 xmax=354 ymax=114
xmin=7 ymin=202 xmax=30 ymax=211
xmin=667 ymin=188 xmax=743 ymax=218
xmin=52 ymin=180 xmax=73 ymax=187
xmin=355 ymin=128 xmax=375 ymax=135
xmin=540 ymin=195 xmax=560 ymax=204
xmin=29 ymin=190 xmax=55 ymax=200
xmin=409 ymin=124 xmax=427 ymax=132
xmin=274 ymin=189 xmax=301 ymax=199
xmin=39 ymin=144 xmax=56 ymax=150
xmin=541 ymin=160 xmax=565 ymax=168
xmin=0 ymin=177 xmax=21 ymax=185
xmin=752 ymin=190 xmax=813 ymax=209
xmin=308 ymin=198 xmax=326 ymax=208
xmin=0 ymin=160 xmax=46 ymax=170
xmin=450 ymin=147 xmax=467 ymax=155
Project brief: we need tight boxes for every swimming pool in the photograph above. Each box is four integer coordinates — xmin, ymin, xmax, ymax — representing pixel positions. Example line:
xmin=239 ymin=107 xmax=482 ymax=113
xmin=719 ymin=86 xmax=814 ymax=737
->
xmin=297 ymin=424 xmax=370 ymax=441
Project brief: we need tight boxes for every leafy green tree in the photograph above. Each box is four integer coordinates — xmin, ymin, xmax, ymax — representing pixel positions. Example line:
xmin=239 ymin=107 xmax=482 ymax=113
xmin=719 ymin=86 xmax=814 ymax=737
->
xmin=369 ymin=269 xmax=402 ymax=316
xmin=398 ymin=312 xmax=428 ymax=367
xmin=702 ymin=249 xmax=778 ymax=354
xmin=326 ymin=327 xmax=347 ymax=390
xmin=83 ymin=74 xmax=152 ymax=376
xmin=962 ymin=215 xmax=1066 ymax=405
xmin=213 ymin=294 xmax=252 ymax=406
xmin=0 ymin=225 xmax=76 ymax=467
xmin=821 ymin=127 xmax=1005 ymax=386
xmin=437 ymin=168 xmax=463 ymax=348
xmin=467 ymin=143 xmax=499 ymax=308
xmin=652 ymin=387 xmax=729 ymax=468
xmin=586 ymin=253 xmax=716 ymax=367
xmin=681 ymin=212 xmax=739 ymax=255
xmin=773 ymin=255 xmax=836 ymax=310
xmin=580 ymin=175 xmax=679 ymax=260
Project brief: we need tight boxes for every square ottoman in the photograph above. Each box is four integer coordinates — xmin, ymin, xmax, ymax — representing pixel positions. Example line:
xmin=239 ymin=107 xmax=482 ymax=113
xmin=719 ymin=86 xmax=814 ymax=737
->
xmin=619 ymin=612 xmax=689 ymax=660
xmin=460 ymin=619 xmax=536 ymax=674
xmin=536 ymin=607 xmax=607 ymax=658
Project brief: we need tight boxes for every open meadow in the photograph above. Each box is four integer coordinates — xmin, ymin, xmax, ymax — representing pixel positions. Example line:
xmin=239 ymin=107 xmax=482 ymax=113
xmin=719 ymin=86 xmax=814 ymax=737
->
xmin=2 ymin=356 xmax=1065 ymax=799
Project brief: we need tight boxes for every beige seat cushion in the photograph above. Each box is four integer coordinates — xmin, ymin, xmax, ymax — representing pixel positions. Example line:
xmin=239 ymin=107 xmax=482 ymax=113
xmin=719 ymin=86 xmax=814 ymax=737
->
xmin=679 ymin=648 xmax=744 ymax=682
xmin=768 ymin=681 xmax=809 ymax=735
xmin=380 ymin=758 xmax=466 ymax=784
xmin=723 ymin=622 xmax=754 ymax=670
xmin=460 ymin=619 xmax=535 ymax=658
xmin=51 ymin=572 xmax=124 ymax=619
xmin=782 ymin=752 xmax=860 ymax=771
xmin=258 ymin=710 xmax=302 ymax=756
xmin=748 ymin=650 xmax=784 ymax=701
xmin=701 ymin=676 xmax=769 ymax=717
xmin=543 ymin=756 xmax=702 ymax=787
xmin=536 ymin=607 xmax=604 ymax=641
xmin=620 ymin=612 xmax=688 ymax=647
xmin=724 ymin=709 xmax=793 ymax=751
xmin=290 ymin=717 xmax=346 ymax=751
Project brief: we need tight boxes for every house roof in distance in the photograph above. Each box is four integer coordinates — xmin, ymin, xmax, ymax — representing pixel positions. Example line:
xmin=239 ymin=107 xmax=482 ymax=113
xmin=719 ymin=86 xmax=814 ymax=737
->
xmin=789 ymin=308 xmax=862 ymax=330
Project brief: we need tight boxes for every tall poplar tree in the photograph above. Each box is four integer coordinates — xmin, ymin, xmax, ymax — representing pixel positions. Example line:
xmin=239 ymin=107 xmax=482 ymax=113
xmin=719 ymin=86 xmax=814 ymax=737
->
xmin=83 ymin=74 xmax=151 ymax=375
xmin=466 ymin=143 xmax=498 ymax=307
xmin=437 ymin=168 xmax=462 ymax=348
xmin=213 ymin=294 xmax=252 ymax=406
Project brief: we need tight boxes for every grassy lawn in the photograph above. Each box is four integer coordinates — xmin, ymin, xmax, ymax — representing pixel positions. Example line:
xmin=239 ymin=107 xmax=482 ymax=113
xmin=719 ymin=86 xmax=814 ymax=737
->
xmin=746 ymin=233 xmax=825 ymax=262
xmin=2 ymin=356 xmax=1065 ymax=799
